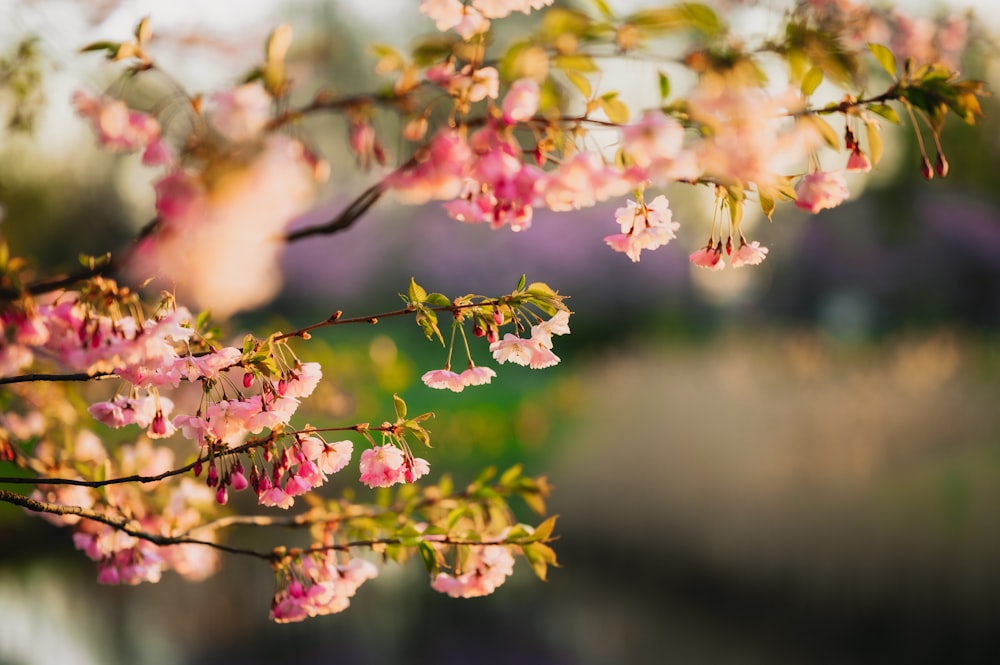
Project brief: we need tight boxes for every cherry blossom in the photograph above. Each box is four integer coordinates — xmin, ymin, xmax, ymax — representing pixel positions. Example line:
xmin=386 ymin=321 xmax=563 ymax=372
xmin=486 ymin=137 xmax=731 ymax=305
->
xmin=795 ymin=171 xmax=850 ymax=213
xmin=431 ymin=544 xmax=516 ymax=598
xmin=730 ymin=240 xmax=769 ymax=268
xmin=358 ymin=444 xmax=406 ymax=488
xmin=604 ymin=195 xmax=680 ymax=262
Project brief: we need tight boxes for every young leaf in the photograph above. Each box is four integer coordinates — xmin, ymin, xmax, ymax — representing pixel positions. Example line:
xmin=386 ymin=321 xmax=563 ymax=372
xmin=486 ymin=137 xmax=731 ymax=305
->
xmin=392 ymin=393 xmax=407 ymax=421
xmin=867 ymin=103 xmax=900 ymax=124
xmin=868 ymin=43 xmax=897 ymax=79
xmin=564 ymin=70 xmax=592 ymax=99
xmin=598 ymin=93 xmax=630 ymax=124
xmin=408 ymin=277 xmax=427 ymax=304
xmin=658 ymin=70 xmax=671 ymax=101
xmin=864 ymin=117 xmax=883 ymax=166
xmin=801 ymin=67 xmax=823 ymax=96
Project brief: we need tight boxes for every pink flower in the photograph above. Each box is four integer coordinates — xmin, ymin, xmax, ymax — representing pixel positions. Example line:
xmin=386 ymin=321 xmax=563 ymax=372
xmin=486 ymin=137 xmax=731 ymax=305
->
xmin=359 ymin=445 xmax=406 ymax=488
xmin=209 ymin=82 xmax=272 ymax=142
xmin=283 ymin=362 xmax=322 ymax=399
xmin=431 ymin=545 xmax=516 ymax=598
xmin=530 ymin=310 xmax=571 ymax=349
xmin=795 ymin=171 xmax=849 ymax=213
xmin=459 ymin=366 xmax=496 ymax=387
xmin=404 ymin=456 xmax=431 ymax=483
xmin=846 ymin=148 xmax=872 ymax=173
xmin=489 ymin=334 xmax=560 ymax=369
xmin=730 ymin=240 xmax=769 ymax=268
xmin=502 ymin=78 xmax=540 ymax=123
xmin=605 ymin=195 xmax=680 ymax=262
xmin=420 ymin=0 xmax=490 ymax=39
xmin=73 ymin=90 xmax=161 ymax=153
xmin=689 ymin=242 xmax=725 ymax=270
xmin=422 ymin=368 xmax=466 ymax=392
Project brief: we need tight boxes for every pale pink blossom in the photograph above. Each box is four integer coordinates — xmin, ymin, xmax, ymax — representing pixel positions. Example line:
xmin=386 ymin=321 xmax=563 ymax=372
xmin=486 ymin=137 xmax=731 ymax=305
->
xmin=490 ymin=333 xmax=560 ymax=369
xmin=136 ymin=134 xmax=317 ymax=318
xmin=690 ymin=243 xmax=725 ymax=270
xmin=419 ymin=0 xmax=490 ymax=39
xmin=282 ymin=362 xmax=322 ymax=399
xmin=459 ymin=366 xmax=496 ymax=387
xmin=846 ymin=148 xmax=872 ymax=173
xmin=730 ymin=240 xmax=769 ymax=268
xmin=73 ymin=90 xmax=161 ymax=153
xmin=502 ymin=78 xmax=540 ymax=123
xmin=530 ymin=310 xmax=571 ymax=349
xmin=604 ymin=195 xmax=680 ymax=262
xmin=795 ymin=171 xmax=849 ymax=213
xmin=431 ymin=544 xmax=516 ymax=598
xmin=404 ymin=456 xmax=431 ymax=483
xmin=359 ymin=444 xmax=406 ymax=488
xmin=539 ymin=153 xmax=633 ymax=212
xmin=422 ymin=368 xmax=466 ymax=392
xmin=209 ymin=82 xmax=272 ymax=142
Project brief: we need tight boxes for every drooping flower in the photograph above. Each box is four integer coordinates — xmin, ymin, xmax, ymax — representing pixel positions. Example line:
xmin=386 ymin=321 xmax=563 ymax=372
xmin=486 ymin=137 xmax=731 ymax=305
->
xmin=689 ymin=242 xmax=725 ymax=270
xmin=604 ymin=195 xmax=680 ymax=262
xmin=209 ymin=82 xmax=273 ymax=143
xmin=502 ymin=78 xmax=540 ymax=124
xmin=459 ymin=366 xmax=496 ymax=387
xmin=359 ymin=444 xmax=406 ymax=488
xmin=795 ymin=171 xmax=849 ymax=213
xmin=431 ymin=544 xmax=516 ymax=598
xmin=730 ymin=240 xmax=769 ymax=268
xmin=422 ymin=368 xmax=466 ymax=392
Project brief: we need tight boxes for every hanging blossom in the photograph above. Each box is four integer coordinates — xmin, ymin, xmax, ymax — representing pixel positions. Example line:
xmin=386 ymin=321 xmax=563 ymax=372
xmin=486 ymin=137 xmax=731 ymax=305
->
xmin=134 ymin=133 xmax=321 ymax=319
xmin=621 ymin=110 xmax=700 ymax=185
xmin=36 ymin=437 xmax=221 ymax=585
xmin=422 ymin=366 xmax=497 ymax=392
xmin=604 ymin=195 xmax=680 ymax=262
xmin=271 ymin=555 xmax=379 ymax=623
xmin=358 ymin=444 xmax=430 ymax=489
xmin=419 ymin=0 xmax=554 ymax=39
xmin=490 ymin=310 xmax=570 ymax=369
xmin=431 ymin=544 xmax=516 ymax=598
xmin=689 ymin=80 xmax=823 ymax=191
xmin=72 ymin=90 xmax=170 ymax=165
xmin=795 ymin=171 xmax=850 ymax=213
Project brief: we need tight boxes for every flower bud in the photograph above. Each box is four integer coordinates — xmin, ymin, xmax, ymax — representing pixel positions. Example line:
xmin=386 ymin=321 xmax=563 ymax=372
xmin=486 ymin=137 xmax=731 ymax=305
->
xmin=473 ymin=323 xmax=485 ymax=337
xmin=231 ymin=469 xmax=249 ymax=491
xmin=216 ymin=485 xmax=229 ymax=505
xmin=207 ymin=460 xmax=219 ymax=487
xmin=935 ymin=153 xmax=949 ymax=178
xmin=493 ymin=308 xmax=503 ymax=325
xmin=243 ymin=372 xmax=254 ymax=388
xmin=920 ymin=155 xmax=934 ymax=181
xmin=193 ymin=460 xmax=203 ymax=477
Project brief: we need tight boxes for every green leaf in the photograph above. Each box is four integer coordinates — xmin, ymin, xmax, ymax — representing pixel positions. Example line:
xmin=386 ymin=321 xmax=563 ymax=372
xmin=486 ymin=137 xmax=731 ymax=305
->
xmin=868 ymin=43 xmax=896 ymax=79
xmin=499 ymin=464 xmax=523 ymax=487
xmin=418 ymin=541 xmax=439 ymax=573
xmin=392 ymin=394 xmax=407 ymax=421
xmin=759 ymin=192 xmax=775 ymax=222
xmin=408 ymin=277 xmax=427 ymax=304
xmin=516 ymin=274 xmax=527 ymax=291
xmin=799 ymin=115 xmax=839 ymax=149
xmin=598 ymin=94 xmax=630 ymax=124
xmin=79 ymin=40 xmax=120 ymax=54
xmin=592 ymin=0 xmax=613 ymax=19
xmin=864 ymin=117 xmax=883 ymax=166
xmin=425 ymin=292 xmax=451 ymax=307
xmin=681 ymin=2 xmax=723 ymax=36
xmin=531 ymin=515 xmax=558 ymax=542
xmin=867 ymin=103 xmax=900 ymax=124
xmin=658 ymin=70 xmax=671 ymax=101
xmin=553 ymin=54 xmax=598 ymax=73
xmin=563 ymin=70 xmax=592 ymax=99
xmin=801 ymin=67 xmax=823 ymax=96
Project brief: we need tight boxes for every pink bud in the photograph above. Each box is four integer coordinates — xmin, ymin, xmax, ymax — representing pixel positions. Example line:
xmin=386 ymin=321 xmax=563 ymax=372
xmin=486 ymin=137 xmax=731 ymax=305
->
xmin=493 ymin=309 xmax=503 ymax=325
xmin=207 ymin=461 xmax=219 ymax=487
xmin=243 ymin=372 xmax=254 ymax=388
xmin=473 ymin=323 xmax=485 ymax=338
xmin=935 ymin=153 xmax=949 ymax=178
xmin=193 ymin=460 xmax=203 ymax=477
xmin=920 ymin=155 xmax=934 ymax=180
xmin=216 ymin=485 xmax=229 ymax=505
xmin=151 ymin=411 xmax=168 ymax=436
xmin=231 ymin=469 xmax=249 ymax=491
xmin=486 ymin=328 xmax=498 ymax=344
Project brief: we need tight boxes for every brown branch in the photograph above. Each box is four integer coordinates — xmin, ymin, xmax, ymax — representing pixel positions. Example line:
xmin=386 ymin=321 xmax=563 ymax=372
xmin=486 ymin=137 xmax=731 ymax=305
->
xmin=0 ymin=487 xmax=273 ymax=560
xmin=0 ymin=371 xmax=117 ymax=386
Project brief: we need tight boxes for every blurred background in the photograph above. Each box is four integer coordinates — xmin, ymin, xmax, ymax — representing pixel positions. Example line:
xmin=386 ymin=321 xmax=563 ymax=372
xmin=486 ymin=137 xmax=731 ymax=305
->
xmin=3 ymin=0 xmax=1000 ymax=663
